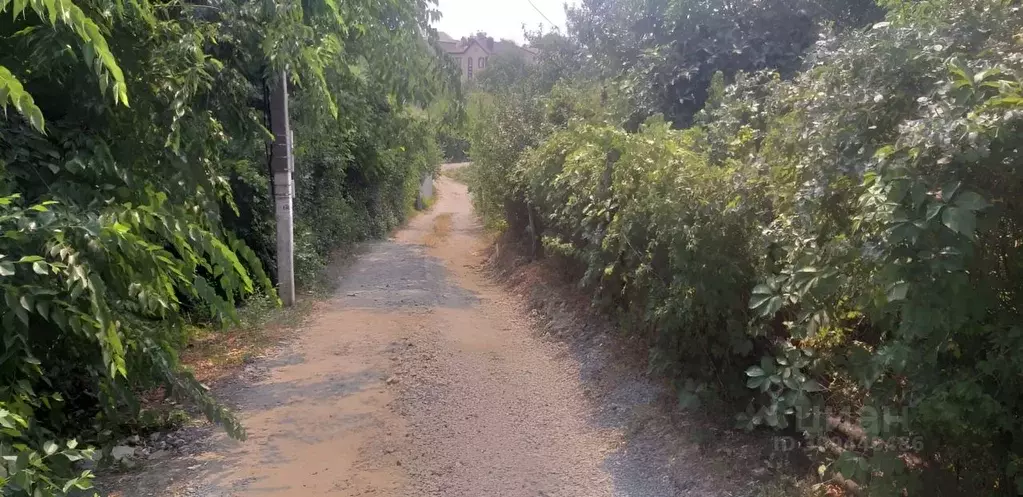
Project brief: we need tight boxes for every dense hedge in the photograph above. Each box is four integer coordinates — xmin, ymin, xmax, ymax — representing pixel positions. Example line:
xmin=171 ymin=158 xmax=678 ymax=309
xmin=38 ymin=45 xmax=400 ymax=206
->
xmin=0 ymin=0 xmax=450 ymax=493
xmin=520 ymin=118 xmax=766 ymax=383
xmin=469 ymin=0 xmax=1023 ymax=493
xmin=286 ymin=96 xmax=442 ymax=282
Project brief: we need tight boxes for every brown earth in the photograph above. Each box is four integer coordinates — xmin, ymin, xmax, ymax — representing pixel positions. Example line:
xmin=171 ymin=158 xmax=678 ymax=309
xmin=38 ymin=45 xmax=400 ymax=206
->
xmin=103 ymin=169 xmax=766 ymax=497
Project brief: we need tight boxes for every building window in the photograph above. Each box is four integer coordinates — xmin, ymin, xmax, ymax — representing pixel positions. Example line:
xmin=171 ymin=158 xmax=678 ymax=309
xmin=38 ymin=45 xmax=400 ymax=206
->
xmin=467 ymin=57 xmax=473 ymax=79
xmin=479 ymin=57 xmax=485 ymax=69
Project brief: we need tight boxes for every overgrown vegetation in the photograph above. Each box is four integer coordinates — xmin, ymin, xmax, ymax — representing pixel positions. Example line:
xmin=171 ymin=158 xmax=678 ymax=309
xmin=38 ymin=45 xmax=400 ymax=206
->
xmin=467 ymin=0 xmax=1023 ymax=494
xmin=0 ymin=0 xmax=452 ymax=492
xmin=441 ymin=163 xmax=475 ymax=185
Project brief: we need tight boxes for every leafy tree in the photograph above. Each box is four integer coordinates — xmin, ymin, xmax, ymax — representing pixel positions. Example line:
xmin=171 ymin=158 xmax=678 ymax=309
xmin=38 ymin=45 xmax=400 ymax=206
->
xmin=0 ymin=0 xmax=449 ymax=493
xmin=567 ymin=0 xmax=882 ymax=128
xmin=737 ymin=1 xmax=1023 ymax=492
xmin=469 ymin=0 xmax=1023 ymax=493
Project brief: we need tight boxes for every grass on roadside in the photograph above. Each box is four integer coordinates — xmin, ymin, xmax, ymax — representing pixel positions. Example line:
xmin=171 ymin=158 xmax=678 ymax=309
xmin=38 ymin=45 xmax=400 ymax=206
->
xmin=120 ymin=294 xmax=315 ymax=439
xmin=442 ymin=163 xmax=475 ymax=184
xmin=181 ymin=293 xmax=314 ymax=384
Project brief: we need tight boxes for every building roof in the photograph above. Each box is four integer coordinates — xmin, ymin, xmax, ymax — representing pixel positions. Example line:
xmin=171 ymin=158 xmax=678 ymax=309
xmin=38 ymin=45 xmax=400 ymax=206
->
xmin=438 ymin=34 xmax=537 ymax=58
xmin=495 ymin=40 xmax=538 ymax=56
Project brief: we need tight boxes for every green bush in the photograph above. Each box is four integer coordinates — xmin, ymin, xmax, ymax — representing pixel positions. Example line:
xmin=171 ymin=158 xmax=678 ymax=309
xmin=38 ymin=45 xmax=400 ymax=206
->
xmin=470 ymin=0 xmax=1023 ymax=493
xmin=567 ymin=0 xmax=882 ymax=128
xmin=519 ymin=119 xmax=766 ymax=384
xmin=0 ymin=0 xmax=449 ymax=492
xmin=737 ymin=1 xmax=1023 ymax=492
xmin=290 ymin=94 xmax=442 ymax=283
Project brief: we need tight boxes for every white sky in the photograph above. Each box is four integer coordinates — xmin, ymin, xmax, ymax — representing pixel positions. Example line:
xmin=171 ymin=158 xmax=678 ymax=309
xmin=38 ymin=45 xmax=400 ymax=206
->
xmin=432 ymin=0 xmax=578 ymax=45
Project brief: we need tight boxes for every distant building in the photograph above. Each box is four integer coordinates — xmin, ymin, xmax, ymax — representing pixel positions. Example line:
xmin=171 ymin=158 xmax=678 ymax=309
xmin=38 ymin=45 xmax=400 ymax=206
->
xmin=438 ymin=32 xmax=537 ymax=81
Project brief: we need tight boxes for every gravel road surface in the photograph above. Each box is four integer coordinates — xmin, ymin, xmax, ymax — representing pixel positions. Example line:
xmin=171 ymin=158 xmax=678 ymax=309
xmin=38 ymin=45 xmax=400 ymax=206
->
xmin=106 ymin=167 xmax=754 ymax=497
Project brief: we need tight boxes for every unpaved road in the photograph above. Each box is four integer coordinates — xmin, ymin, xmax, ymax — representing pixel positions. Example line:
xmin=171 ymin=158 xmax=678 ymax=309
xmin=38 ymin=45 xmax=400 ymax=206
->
xmin=108 ymin=170 xmax=752 ymax=497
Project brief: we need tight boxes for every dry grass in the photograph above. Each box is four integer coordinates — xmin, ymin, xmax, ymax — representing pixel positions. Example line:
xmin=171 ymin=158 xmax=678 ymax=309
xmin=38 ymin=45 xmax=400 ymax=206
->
xmin=423 ymin=213 xmax=453 ymax=247
xmin=121 ymin=296 xmax=316 ymax=435
xmin=181 ymin=294 xmax=314 ymax=384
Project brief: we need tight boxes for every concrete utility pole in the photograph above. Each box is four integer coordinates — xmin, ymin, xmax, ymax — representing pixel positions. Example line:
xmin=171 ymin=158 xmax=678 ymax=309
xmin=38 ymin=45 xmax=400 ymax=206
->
xmin=270 ymin=71 xmax=295 ymax=306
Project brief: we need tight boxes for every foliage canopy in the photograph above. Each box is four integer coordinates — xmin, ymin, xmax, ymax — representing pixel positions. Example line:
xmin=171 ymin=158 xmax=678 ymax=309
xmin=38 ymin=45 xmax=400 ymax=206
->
xmin=467 ymin=0 xmax=1023 ymax=493
xmin=0 ymin=0 xmax=450 ymax=493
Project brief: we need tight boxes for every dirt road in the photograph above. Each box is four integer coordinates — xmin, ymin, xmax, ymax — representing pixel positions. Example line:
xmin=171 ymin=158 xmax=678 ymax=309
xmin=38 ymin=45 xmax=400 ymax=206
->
xmin=109 ymin=171 xmax=750 ymax=497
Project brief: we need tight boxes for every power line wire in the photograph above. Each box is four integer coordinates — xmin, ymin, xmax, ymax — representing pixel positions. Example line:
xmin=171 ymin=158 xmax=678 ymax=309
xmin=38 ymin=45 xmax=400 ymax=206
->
xmin=524 ymin=0 xmax=556 ymax=27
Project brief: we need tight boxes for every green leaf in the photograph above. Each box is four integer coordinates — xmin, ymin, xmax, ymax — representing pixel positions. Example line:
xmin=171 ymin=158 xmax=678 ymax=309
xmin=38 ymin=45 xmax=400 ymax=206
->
xmin=835 ymin=452 xmax=866 ymax=481
xmin=973 ymin=67 xmax=1004 ymax=83
xmin=32 ymin=261 xmax=47 ymax=275
xmin=11 ymin=0 xmax=28 ymax=19
xmin=748 ymin=292 xmax=773 ymax=310
xmin=873 ymin=145 xmax=895 ymax=159
xmin=51 ymin=308 xmax=68 ymax=330
xmin=761 ymin=296 xmax=783 ymax=317
xmin=43 ymin=441 xmax=58 ymax=456
xmin=746 ymin=366 xmax=765 ymax=377
xmin=941 ymin=206 xmax=977 ymax=239
xmin=941 ymin=181 xmax=961 ymax=202
xmin=802 ymin=379 xmax=826 ymax=392
xmin=0 ymin=262 xmax=14 ymax=276
xmin=34 ymin=300 xmax=49 ymax=319
xmin=8 ymin=0 xmax=128 ymax=113
xmin=947 ymin=60 xmax=972 ymax=87
xmin=886 ymin=179 xmax=910 ymax=203
xmin=986 ymin=95 xmax=1023 ymax=108
xmin=869 ymin=451 xmax=905 ymax=475
xmin=0 ymin=66 xmax=45 ymax=132
xmin=14 ymin=305 xmax=28 ymax=325
xmin=783 ymin=375 xmax=800 ymax=390
xmin=887 ymin=222 xmax=917 ymax=244
xmin=953 ymin=191 xmax=987 ymax=212
xmin=887 ymin=282 xmax=909 ymax=302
